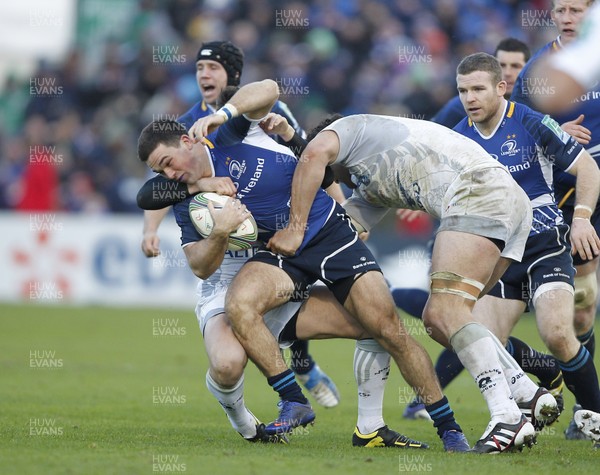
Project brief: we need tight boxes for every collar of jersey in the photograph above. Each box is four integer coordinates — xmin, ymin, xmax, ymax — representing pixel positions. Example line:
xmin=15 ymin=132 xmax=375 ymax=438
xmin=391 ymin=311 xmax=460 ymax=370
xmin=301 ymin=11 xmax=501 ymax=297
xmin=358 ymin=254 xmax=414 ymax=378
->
xmin=470 ymin=100 xmax=511 ymax=140
xmin=201 ymin=141 xmax=216 ymax=177
xmin=554 ymin=36 xmax=563 ymax=51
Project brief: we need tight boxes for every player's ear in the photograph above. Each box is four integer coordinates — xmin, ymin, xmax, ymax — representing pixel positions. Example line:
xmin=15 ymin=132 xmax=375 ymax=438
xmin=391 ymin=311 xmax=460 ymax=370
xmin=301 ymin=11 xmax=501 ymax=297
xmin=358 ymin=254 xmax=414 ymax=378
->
xmin=180 ymin=134 xmax=193 ymax=148
xmin=497 ymin=80 xmax=507 ymax=97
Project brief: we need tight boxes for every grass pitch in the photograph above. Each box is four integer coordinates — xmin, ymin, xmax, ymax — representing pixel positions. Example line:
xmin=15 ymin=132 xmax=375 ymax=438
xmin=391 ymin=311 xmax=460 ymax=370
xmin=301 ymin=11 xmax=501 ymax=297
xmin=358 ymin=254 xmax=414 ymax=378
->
xmin=1 ymin=303 xmax=598 ymax=475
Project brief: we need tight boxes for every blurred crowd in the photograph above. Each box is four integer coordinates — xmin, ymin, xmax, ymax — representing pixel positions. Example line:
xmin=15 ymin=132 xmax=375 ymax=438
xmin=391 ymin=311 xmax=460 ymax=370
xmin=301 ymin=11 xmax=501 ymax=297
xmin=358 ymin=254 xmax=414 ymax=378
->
xmin=0 ymin=0 xmax=555 ymax=213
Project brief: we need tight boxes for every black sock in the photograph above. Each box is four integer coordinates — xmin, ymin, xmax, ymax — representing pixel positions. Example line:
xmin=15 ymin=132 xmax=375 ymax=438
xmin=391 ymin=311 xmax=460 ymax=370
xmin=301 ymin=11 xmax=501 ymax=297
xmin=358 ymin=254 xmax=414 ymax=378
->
xmin=391 ymin=288 xmax=429 ymax=319
xmin=267 ymin=369 xmax=308 ymax=404
xmin=435 ymin=348 xmax=464 ymax=389
xmin=577 ymin=327 xmax=595 ymax=359
xmin=425 ymin=395 xmax=462 ymax=437
xmin=559 ymin=345 xmax=600 ymax=412
xmin=506 ymin=336 xmax=561 ymax=387
xmin=288 ymin=340 xmax=315 ymax=375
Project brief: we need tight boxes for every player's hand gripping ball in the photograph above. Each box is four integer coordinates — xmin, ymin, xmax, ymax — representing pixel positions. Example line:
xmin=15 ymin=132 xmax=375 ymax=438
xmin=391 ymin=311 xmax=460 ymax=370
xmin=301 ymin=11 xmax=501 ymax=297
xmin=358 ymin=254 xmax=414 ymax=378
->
xmin=189 ymin=192 xmax=258 ymax=251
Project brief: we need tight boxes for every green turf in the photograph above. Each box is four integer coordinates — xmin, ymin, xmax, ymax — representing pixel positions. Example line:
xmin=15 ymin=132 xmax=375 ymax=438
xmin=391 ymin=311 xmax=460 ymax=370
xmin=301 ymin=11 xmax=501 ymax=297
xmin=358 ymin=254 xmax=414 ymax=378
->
xmin=1 ymin=303 xmax=598 ymax=474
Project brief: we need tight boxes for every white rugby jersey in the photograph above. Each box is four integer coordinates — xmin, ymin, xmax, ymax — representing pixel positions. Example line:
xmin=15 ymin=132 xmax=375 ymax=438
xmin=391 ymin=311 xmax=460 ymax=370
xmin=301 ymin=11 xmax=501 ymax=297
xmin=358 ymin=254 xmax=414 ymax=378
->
xmin=325 ymin=114 xmax=504 ymax=228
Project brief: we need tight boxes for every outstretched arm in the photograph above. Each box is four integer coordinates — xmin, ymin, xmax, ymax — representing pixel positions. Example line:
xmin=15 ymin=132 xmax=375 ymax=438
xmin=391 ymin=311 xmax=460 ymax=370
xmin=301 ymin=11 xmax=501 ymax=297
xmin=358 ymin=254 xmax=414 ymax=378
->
xmin=560 ymin=115 xmax=591 ymax=146
xmin=530 ymin=59 xmax=586 ymax=114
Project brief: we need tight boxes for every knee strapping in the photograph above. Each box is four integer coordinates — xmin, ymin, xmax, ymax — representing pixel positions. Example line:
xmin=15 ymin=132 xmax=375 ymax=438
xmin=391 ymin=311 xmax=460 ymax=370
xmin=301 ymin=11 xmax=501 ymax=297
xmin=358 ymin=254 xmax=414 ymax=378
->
xmin=449 ymin=322 xmax=490 ymax=352
xmin=430 ymin=271 xmax=484 ymax=302
xmin=574 ymin=273 xmax=598 ymax=310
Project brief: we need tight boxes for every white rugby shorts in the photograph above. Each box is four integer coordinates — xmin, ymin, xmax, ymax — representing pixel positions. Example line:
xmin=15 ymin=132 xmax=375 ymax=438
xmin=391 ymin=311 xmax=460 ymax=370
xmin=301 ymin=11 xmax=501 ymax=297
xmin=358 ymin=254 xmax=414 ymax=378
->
xmin=438 ymin=166 xmax=532 ymax=262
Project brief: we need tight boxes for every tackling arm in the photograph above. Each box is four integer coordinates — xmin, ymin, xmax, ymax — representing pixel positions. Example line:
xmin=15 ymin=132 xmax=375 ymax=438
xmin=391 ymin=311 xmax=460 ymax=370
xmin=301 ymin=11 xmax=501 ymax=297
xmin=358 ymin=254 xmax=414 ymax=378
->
xmin=137 ymin=175 xmax=189 ymax=210
xmin=259 ymin=112 xmax=340 ymax=192
xmin=188 ymin=80 xmax=279 ymax=139
xmin=267 ymin=131 xmax=340 ymax=256
xmin=137 ymin=175 xmax=236 ymax=210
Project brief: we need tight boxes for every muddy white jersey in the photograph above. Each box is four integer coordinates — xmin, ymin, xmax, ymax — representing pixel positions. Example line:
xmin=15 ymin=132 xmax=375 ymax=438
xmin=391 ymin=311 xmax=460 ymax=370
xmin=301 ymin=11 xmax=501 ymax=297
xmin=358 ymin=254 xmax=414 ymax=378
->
xmin=325 ymin=115 xmax=503 ymax=220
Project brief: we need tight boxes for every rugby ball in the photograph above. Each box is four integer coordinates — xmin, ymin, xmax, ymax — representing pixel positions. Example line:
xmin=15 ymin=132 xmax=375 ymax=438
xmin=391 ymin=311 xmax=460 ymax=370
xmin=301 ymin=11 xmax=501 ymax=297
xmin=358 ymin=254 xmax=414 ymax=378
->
xmin=189 ymin=192 xmax=258 ymax=251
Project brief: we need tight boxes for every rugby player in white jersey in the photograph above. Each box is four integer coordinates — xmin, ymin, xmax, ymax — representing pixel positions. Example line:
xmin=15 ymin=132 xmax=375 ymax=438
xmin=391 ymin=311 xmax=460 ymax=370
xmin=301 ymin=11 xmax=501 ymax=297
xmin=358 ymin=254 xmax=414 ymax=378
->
xmin=268 ymin=111 xmax=563 ymax=453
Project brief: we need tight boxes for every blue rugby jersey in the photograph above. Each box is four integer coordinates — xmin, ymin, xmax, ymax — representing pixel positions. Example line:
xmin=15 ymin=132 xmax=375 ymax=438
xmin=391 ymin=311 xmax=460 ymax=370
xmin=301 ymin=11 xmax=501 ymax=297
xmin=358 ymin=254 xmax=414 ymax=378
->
xmin=511 ymin=37 xmax=600 ymax=194
xmin=173 ymin=116 xmax=335 ymax=253
xmin=454 ymin=101 xmax=584 ymax=236
xmin=171 ymin=97 xmax=309 ymax=287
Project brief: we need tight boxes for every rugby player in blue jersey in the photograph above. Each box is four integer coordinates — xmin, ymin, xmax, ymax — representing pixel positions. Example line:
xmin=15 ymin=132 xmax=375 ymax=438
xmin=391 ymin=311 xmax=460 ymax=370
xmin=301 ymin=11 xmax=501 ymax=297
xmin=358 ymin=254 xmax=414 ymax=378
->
xmin=511 ymin=0 xmax=600 ymax=439
xmin=432 ymin=38 xmax=531 ymax=129
xmin=136 ymin=110 xmax=466 ymax=450
xmin=395 ymin=41 xmax=538 ymax=401
xmin=139 ymin=41 xmax=341 ymax=409
xmin=142 ymin=41 xmax=306 ymax=256
xmin=137 ymin=80 xmax=471 ymax=451
xmin=453 ymin=52 xmax=600 ymax=449
xmin=392 ymin=40 xmax=567 ymax=420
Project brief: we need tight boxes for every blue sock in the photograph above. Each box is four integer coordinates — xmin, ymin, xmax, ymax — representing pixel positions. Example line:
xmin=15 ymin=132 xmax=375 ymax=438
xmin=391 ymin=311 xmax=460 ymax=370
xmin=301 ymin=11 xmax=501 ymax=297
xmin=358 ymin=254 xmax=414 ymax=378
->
xmin=559 ymin=345 xmax=600 ymax=412
xmin=577 ymin=327 xmax=595 ymax=359
xmin=425 ymin=395 xmax=462 ymax=437
xmin=506 ymin=336 xmax=561 ymax=386
xmin=391 ymin=288 xmax=428 ymax=319
xmin=267 ymin=369 xmax=308 ymax=404
xmin=288 ymin=340 xmax=315 ymax=375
